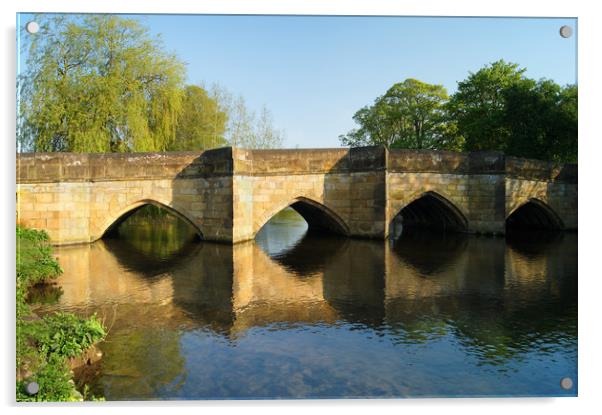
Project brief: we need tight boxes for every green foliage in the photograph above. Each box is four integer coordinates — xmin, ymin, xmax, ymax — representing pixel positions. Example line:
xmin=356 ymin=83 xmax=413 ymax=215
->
xmin=16 ymin=313 xmax=106 ymax=402
xmin=16 ymin=225 xmax=107 ymax=402
xmin=82 ymin=384 xmax=106 ymax=401
xmin=16 ymin=226 xmax=62 ymax=318
xmin=342 ymin=60 xmax=577 ymax=162
xmin=447 ymin=60 xmax=527 ymax=152
xmin=19 ymin=15 xmax=185 ymax=153
xmin=113 ymin=206 xmax=199 ymax=260
xmin=502 ymin=80 xmax=577 ymax=162
xmin=17 ymin=355 xmax=80 ymax=402
xmin=18 ymin=15 xmax=286 ymax=153
xmin=447 ymin=60 xmax=577 ymax=162
xmin=168 ymin=85 xmax=228 ymax=151
xmin=33 ymin=313 xmax=106 ymax=359
xmin=340 ymin=78 xmax=460 ymax=150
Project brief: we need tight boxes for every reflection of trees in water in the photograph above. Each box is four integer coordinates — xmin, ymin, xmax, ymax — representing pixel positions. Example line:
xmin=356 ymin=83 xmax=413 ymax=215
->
xmin=383 ymin=293 xmax=576 ymax=366
xmin=26 ymin=283 xmax=63 ymax=305
xmin=383 ymin=233 xmax=577 ymax=366
xmin=449 ymin=295 xmax=577 ymax=366
xmin=94 ymin=327 xmax=186 ymax=400
xmin=106 ymin=205 xmax=199 ymax=262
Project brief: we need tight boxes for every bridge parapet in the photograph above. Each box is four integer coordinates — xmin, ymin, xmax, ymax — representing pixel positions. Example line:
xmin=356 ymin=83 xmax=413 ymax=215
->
xmin=16 ymin=149 xmax=238 ymax=183
xmin=505 ymin=157 xmax=577 ymax=183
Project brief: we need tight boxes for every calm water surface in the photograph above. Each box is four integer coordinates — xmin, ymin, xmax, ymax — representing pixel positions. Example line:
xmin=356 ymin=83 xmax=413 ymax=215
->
xmin=34 ymin=209 xmax=577 ymax=399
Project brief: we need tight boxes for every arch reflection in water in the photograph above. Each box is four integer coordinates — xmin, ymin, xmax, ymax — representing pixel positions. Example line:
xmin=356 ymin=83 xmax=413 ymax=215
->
xmin=34 ymin=210 xmax=576 ymax=399
xmin=391 ymin=230 xmax=469 ymax=276
xmin=255 ymin=198 xmax=350 ymax=241
xmin=257 ymin=208 xmax=349 ymax=276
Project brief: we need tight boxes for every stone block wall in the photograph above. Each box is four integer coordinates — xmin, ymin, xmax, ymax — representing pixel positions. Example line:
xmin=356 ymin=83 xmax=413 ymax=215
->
xmin=386 ymin=150 xmax=507 ymax=235
xmin=16 ymin=147 xmax=577 ymax=245
xmin=505 ymin=157 xmax=577 ymax=230
xmin=17 ymin=150 xmax=236 ymax=244
xmin=231 ymin=147 xmax=388 ymax=241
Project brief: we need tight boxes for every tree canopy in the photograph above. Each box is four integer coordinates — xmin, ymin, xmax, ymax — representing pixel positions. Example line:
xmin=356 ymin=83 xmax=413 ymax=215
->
xmin=448 ymin=60 xmax=577 ymax=162
xmin=168 ymin=85 xmax=228 ymax=151
xmin=341 ymin=60 xmax=577 ymax=162
xmin=19 ymin=15 xmax=186 ymax=152
xmin=501 ymin=80 xmax=577 ymax=162
xmin=18 ymin=15 xmax=285 ymax=153
xmin=446 ymin=60 xmax=528 ymax=152
xmin=340 ymin=79 xmax=457 ymax=150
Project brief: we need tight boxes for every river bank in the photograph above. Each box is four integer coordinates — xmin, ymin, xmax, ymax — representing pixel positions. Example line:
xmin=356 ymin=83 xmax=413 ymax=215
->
xmin=16 ymin=225 xmax=107 ymax=402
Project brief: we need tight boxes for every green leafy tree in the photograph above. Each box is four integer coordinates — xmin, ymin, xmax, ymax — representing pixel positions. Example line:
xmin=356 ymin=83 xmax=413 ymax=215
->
xmin=168 ymin=85 xmax=228 ymax=151
xmin=448 ymin=60 xmax=577 ymax=162
xmin=18 ymin=15 xmax=185 ymax=152
xmin=447 ymin=60 xmax=529 ymax=152
xmin=502 ymin=80 xmax=577 ymax=162
xmin=340 ymin=79 xmax=457 ymax=150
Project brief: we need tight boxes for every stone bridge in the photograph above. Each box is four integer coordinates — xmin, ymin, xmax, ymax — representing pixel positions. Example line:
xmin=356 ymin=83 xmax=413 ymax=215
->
xmin=16 ymin=147 xmax=577 ymax=245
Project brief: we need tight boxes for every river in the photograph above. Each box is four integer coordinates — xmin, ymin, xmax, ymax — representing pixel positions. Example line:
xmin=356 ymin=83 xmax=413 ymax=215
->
xmin=32 ymin=207 xmax=577 ymax=399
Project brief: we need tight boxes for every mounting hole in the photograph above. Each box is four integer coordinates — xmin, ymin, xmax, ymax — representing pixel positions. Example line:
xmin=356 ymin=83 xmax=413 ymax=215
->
xmin=25 ymin=21 xmax=40 ymax=34
xmin=560 ymin=377 xmax=574 ymax=390
xmin=559 ymin=25 xmax=573 ymax=38
xmin=26 ymin=381 xmax=39 ymax=395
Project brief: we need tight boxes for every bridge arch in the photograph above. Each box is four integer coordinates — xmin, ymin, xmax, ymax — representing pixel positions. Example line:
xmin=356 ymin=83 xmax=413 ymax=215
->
xmin=506 ymin=198 xmax=564 ymax=230
xmin=254 ymin=196 xmax=350 ymax=238
xmin=389 ymin=191 xmax=468 ymax=238
xmin=98 ymin=199 xmax=204 ymax=241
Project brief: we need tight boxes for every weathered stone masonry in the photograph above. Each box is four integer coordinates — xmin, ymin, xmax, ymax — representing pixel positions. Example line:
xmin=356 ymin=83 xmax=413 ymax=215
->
xmin=16 ymin=147 xmax=577 ymax=245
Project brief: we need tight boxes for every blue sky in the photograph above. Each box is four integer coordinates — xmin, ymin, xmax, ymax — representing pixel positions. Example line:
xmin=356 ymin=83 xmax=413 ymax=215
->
xmin=18 ymin=14 xmax=577 ymax=148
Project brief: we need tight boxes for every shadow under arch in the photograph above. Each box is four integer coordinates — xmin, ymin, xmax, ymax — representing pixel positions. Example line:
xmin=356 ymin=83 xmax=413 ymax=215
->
xmin=390 ymin=191 xmax=468 ymax=239
xmin=101 ymin=237 xmax=204 ymax=278
xmin=268 ymin=232 xmax=349 ymax=276
xmin=255 ymin=196 xmax=350 ymax=238
xmin=101 ymin=199 xmax=204 ymax=240
xmin=392 ymin=230 xmax=469 ymax=276
xmin=506 ymin=198 xmax=564 ymax=231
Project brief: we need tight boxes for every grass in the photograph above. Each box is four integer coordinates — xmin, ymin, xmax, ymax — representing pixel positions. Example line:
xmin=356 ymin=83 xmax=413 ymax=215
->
xmin=16 ymin=225 xmax=107 ymax=402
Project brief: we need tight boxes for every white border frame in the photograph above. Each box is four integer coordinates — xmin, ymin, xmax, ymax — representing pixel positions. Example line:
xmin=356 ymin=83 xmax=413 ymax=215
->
xmin=3 ymin=1 xmax=600 ymax=414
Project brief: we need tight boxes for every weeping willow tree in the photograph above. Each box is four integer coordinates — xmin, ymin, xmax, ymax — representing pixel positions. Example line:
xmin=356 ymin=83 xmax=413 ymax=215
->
xmin=168 ymin=85 xmax=228 ymax=151
xmin=18 ymin=15 xmax=186 ymax=152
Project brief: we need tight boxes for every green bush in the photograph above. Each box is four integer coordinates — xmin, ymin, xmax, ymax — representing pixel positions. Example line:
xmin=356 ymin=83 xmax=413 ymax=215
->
xmin=16 ymin=355 xmax=80 ymax=402
xmin=35 ymin=313 xmax=106 ymax=359
xmin=16 ymin=226 xmax=62 ymax=319
xmin=16 ymin=225 xmax=106 ymax=402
